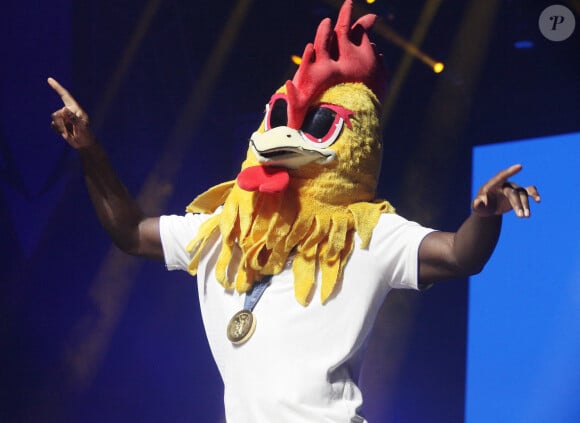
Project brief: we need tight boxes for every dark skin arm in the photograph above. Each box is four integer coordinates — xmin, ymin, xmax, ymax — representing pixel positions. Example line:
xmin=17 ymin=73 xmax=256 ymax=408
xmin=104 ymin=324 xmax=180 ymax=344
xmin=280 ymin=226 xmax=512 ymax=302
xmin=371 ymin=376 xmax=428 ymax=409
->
xmin=48 ymin=77 xmax=163 ymax=260
xmin=418 ymin=164 xmax=541 ymax=285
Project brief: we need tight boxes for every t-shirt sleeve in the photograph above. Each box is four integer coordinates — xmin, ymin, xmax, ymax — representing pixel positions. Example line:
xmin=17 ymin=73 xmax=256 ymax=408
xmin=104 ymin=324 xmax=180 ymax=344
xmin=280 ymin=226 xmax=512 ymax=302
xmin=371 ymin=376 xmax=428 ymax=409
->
xmin=159 ymin=213 xmax=209 ymax=271
xmin=367 ymin=213 xmax=435 ymax=290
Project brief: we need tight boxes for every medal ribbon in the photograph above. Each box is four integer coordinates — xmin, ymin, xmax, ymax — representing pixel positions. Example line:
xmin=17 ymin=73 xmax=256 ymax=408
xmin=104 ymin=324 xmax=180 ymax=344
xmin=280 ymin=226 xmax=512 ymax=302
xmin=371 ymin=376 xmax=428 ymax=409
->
xmin=244 ymin=275 xmax=272 ymax=311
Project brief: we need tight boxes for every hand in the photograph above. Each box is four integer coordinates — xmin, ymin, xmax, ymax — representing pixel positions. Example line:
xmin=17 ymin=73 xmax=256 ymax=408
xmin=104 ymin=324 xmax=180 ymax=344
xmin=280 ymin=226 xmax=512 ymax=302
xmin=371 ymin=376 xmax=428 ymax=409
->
xmin=48 ymin=77 xmax=95 ymax=149
xmin=472 ymin=164 xmax=541 ymax=218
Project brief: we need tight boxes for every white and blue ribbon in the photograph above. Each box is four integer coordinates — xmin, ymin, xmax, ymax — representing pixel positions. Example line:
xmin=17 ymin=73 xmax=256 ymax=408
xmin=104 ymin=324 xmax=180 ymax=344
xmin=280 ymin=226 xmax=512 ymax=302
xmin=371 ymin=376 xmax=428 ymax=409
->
xmin=243 ymin=275 xmax=272 ymax=311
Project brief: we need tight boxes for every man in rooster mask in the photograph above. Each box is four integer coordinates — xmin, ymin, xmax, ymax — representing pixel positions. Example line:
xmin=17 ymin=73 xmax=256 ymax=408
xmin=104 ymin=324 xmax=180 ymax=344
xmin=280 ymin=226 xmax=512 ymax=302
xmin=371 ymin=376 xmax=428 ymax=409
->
xmin=49 ymin=1 xmax=539 ymax=421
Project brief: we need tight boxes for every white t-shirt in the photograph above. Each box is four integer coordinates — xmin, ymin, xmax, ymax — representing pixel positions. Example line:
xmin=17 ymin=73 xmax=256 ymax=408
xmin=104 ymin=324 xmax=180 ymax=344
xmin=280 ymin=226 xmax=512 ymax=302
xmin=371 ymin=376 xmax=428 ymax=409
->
xmin=160 ymin=211 xmax=434 ymax=423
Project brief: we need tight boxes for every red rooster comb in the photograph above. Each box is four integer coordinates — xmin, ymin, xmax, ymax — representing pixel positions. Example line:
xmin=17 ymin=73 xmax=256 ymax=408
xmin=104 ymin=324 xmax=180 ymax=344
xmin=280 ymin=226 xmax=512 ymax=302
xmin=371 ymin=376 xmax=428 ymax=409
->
xmin=285 ymin=0 xmax=386 ymax=129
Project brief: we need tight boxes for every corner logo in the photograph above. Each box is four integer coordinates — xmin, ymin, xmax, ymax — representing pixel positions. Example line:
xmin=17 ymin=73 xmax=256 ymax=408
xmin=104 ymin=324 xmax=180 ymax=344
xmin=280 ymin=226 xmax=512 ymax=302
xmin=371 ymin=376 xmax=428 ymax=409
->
xmin=539 ymin=5 xmax=576 ymax=41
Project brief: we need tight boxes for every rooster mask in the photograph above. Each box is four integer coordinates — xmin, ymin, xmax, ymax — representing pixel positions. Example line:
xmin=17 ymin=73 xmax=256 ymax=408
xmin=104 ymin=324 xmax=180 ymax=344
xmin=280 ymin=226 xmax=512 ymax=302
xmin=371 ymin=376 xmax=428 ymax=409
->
xmin=185 ymin=0 xmax=395 ymax=306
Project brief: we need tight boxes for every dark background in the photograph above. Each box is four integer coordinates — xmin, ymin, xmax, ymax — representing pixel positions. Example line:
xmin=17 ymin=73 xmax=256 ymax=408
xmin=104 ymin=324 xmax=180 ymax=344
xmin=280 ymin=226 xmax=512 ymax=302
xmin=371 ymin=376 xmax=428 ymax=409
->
xmin=1 ymin=0 xmax=578 ymax=421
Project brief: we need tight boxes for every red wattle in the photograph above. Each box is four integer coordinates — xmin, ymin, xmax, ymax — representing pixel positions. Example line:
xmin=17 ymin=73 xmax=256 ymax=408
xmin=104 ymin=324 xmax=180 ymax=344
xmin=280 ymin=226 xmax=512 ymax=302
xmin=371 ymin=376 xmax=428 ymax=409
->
xmin=236 ymin=166 xmax=290 ymax=194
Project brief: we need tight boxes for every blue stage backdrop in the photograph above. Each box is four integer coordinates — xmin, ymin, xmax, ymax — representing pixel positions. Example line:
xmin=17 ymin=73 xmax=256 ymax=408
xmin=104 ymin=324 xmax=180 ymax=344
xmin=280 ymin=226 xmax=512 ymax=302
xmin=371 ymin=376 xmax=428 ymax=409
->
xmin=467 ymin=132 xmax=580 ymax=423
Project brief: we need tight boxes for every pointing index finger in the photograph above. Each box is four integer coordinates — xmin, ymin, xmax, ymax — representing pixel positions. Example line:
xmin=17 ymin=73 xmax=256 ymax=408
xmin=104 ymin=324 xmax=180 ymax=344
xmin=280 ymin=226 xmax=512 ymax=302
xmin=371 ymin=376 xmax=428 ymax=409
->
xmin=485 ymin=164 xmax=523 ymax=188
xmin=47 ymin=77 xmax=79 ymax=109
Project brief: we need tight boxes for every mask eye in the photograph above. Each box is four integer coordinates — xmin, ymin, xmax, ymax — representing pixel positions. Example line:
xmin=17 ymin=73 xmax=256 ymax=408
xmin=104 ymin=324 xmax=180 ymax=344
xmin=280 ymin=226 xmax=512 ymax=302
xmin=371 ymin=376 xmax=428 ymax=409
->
xmin=264 ymin=95 xmax=288 ymax=131
xmin=300 ymin=106 xmax=346 ymax=148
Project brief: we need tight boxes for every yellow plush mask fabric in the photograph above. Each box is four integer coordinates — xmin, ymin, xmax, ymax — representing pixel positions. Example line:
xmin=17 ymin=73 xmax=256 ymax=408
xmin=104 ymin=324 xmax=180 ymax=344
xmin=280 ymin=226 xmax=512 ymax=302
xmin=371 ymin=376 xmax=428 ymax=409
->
xmin=185 ymin=83 xmax=394 ymax=305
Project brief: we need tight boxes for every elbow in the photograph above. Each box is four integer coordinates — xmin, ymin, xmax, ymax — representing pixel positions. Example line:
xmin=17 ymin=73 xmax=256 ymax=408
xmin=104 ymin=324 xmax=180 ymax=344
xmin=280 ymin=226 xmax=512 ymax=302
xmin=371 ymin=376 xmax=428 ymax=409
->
xmin=107 ymin=227 xmax=142 ymax=256
xmin=112 ymin=238 xmax=140 ymax=256
xmin=466 ymin=264 xmax=485 ymax=277
xmin=102 ymin=218 xmax=145 ymax=257
xmin=454 ymin=260 xmax=486 ymax=278
xmin=445 ymin=252 xmax=487 ymax=278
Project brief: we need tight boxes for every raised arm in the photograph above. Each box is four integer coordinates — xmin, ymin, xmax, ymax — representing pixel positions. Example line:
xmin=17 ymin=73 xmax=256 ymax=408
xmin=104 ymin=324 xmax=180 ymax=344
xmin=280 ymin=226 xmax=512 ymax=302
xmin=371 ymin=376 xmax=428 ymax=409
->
xmin=418 ymin=164 xmax=541 ymax=285
xmin=48 ymin=77 xmax=163 ymax=260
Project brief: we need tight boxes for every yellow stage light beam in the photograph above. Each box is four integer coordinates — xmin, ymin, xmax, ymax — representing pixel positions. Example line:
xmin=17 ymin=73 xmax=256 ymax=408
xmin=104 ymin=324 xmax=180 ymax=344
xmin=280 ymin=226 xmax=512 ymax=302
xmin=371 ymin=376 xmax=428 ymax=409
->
xmin=379 ymin=0 xmax=444 ymax=126
xmin=372 ymin=19 xmax=444 ymax=71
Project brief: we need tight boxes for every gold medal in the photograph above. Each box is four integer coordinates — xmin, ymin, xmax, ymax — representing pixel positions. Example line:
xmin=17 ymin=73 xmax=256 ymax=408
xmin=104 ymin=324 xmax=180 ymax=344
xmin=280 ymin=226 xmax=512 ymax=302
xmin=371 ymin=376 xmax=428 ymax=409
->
xmin=227 ymin=310 xmax=257 ymax=345
xmin=227 ymin=276 xmax=272 ymax=345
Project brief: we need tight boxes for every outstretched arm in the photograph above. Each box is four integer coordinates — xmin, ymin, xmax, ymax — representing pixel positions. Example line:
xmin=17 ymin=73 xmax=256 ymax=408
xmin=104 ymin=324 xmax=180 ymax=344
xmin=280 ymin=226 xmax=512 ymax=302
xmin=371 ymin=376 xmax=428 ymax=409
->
xmin=418 ymin=164 xmax=541 ymax=285
xmin=48 ymin=77 xmax=163 ymax=260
